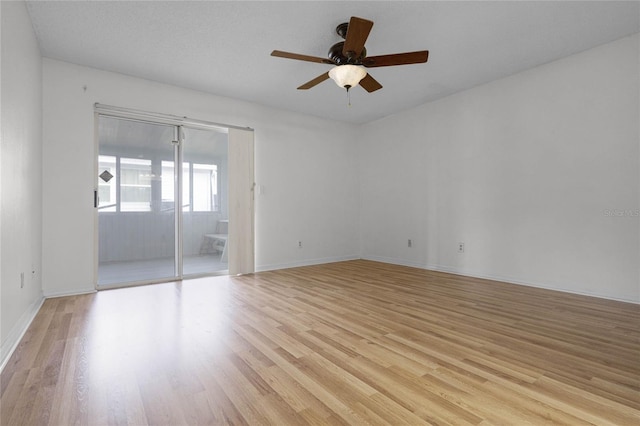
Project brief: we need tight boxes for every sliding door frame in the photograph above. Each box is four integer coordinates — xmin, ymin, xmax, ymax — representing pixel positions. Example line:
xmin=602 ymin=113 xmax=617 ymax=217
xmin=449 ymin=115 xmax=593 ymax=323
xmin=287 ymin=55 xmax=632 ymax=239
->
xmin=93 ymin=104 xmax=254 ymax=290
xmin=175 ymin=126 xmax=184 ymax=279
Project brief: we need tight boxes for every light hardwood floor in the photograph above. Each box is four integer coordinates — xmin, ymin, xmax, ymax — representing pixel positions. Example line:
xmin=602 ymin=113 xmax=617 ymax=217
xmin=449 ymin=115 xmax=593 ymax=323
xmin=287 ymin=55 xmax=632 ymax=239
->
xmin=1 ymin=260 xmax=639 ymax=425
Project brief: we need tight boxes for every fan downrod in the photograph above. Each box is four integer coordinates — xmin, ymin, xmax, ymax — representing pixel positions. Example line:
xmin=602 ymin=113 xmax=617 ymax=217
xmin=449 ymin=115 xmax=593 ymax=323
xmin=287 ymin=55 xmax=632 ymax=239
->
xmin=329 ymin=22 xmax=367 ymax=65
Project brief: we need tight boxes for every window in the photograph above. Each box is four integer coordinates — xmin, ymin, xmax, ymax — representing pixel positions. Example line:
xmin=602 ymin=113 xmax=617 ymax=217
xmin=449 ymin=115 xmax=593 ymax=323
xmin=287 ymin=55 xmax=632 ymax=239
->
xmin=99 ymin=155 xmax=219 ymax=213
xmin=161 ymin=161 xmax=219 ymax=212
xmin=161 ymin=161 xmax=190 ymax=212
xmin=193 ymin=163 xmax=218 ymax=212
xmin=120 ymin=158 xmax=152 ymax=212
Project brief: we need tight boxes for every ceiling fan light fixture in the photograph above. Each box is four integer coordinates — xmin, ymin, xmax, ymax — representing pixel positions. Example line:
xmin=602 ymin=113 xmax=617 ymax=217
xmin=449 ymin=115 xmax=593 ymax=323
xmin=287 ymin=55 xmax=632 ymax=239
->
xmin=328 ymin=65 xmax=367 ymax=90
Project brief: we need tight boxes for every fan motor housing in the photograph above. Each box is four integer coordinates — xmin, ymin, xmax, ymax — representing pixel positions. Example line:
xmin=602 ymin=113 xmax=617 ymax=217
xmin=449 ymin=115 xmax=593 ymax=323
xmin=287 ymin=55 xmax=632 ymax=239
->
xmin=328 ymin=42 xmax=366 ymax=65
xmin=336 ymin=22 xmax=349 ymax=39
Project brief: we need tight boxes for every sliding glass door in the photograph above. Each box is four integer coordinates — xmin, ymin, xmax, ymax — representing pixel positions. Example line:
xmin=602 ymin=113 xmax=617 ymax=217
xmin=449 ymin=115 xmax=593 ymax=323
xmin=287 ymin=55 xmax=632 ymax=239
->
xmin=96 ymin=115 xmax=229 ymax=287
xmin=181 ymin=127 xmax=229 ymax=276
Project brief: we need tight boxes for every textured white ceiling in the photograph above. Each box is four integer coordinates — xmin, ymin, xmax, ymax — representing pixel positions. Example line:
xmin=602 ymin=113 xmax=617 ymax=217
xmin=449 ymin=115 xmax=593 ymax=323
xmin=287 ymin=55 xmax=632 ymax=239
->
xmin=26 ymin=1 xmax=639 ymax=124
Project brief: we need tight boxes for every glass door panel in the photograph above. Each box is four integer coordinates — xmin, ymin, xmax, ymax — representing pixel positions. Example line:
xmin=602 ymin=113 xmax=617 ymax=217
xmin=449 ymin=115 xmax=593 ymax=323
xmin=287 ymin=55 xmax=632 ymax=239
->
xmin=97 ymin=116 xmax=178 ymax=286
xmin=182 ymin=126 xmax=229 ymax=276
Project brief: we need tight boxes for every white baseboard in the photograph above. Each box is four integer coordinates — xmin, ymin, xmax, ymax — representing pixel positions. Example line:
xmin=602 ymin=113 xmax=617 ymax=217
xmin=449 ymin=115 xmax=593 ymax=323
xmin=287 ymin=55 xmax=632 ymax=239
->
xmin=43 ymin=287 xmax=96 ymax=298
xmin=360 ymin=255 xmax=427 ymax=270
xmin=256 ymin=255 xmax=360 ymax=273
xmin=361 ymin=256 xmax=639 ymax=305
xmin=423 ymin=264 xmax=639 ymax=304
xmin=0 ymin=295 xmax=45 ymax=373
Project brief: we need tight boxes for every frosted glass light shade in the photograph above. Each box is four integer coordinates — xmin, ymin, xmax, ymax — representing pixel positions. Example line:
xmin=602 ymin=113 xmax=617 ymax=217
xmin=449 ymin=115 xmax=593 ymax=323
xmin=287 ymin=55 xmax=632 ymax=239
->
xmin=328 ymin=65 xmax=367 ymax=89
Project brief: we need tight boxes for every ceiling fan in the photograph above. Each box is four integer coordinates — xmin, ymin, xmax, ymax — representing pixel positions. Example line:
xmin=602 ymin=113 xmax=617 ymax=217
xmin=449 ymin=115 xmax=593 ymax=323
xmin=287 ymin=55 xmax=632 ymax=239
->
xmin=271 ymin=17 xmax=429 ymax=94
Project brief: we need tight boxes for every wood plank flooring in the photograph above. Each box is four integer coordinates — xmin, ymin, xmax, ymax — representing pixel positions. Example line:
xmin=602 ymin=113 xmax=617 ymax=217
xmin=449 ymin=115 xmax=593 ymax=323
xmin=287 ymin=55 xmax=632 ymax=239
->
xmin=1 ymin=260 xmax=639 ymax=425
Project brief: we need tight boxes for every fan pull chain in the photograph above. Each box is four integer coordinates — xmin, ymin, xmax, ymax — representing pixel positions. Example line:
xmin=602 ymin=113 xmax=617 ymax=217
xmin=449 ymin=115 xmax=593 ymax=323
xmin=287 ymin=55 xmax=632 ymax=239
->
xmin=346 ymin=85 xmax=352 ymax=107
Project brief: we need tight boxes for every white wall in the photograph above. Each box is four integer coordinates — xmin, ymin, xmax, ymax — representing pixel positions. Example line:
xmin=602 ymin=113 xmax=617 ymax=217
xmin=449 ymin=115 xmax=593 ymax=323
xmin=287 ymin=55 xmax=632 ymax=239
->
xmin=1 ymin=0 xmax=44 ymax=365
xmin=360 ymin=34 xmax=640 ymax=303
xmin=42 ymin=59 xmax=360 ymax=296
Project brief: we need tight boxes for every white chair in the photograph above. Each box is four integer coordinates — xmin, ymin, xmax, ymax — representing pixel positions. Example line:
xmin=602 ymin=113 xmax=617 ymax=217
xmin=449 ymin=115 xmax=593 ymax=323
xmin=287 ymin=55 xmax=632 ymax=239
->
xmin=200 ymin=220 xmax=228 ymax=262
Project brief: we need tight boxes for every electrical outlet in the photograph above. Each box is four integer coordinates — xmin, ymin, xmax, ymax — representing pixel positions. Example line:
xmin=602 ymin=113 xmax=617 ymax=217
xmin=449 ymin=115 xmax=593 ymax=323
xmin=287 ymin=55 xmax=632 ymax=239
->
xmin=408 ymin=239 xmax=412 ymax=248
xmin=458 ymin=242 xmax=465 ymax=253
xmin=20 ymin=272 xmax=25 ymax=288
xmin=298 ymin=241 xmax=303 ymax=248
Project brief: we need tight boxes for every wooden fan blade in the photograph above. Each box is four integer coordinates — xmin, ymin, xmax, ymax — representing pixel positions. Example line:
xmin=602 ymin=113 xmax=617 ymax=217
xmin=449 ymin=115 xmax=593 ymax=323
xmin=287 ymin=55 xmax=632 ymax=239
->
xmin=271 ymin=50 xmax=334 ymax=65
xmin=342 ymin=17 xmax=374 ymax=59
xmin=363 ymin=51 xmax=429 ymax=68
xmin=359 ymin=73 xmax=383 ymax=93
xmin=297 ymin=72 xmax=330 ymax=90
